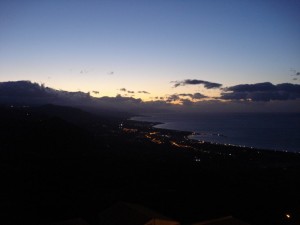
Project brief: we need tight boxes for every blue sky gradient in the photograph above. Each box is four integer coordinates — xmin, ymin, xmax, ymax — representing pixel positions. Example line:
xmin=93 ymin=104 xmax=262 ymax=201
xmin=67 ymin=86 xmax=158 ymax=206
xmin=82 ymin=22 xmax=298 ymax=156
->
xmin=0 ymin=0 xmax=299 ymax=103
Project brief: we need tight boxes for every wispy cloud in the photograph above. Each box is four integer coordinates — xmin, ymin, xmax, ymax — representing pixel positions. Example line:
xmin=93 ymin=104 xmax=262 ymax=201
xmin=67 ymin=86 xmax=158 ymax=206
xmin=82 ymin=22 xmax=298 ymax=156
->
xmin=119 ymin=88 xmax=135 ymax=94
xmin=172 ymin=79 xmax=222 ymax=89
xmin=166 ymin=92 xmax=207 ymax=103
xmin=290 ymin=69 xmax=300 ymax=76
xmin=80 ymin=69 xmax=89 ymax=74
xmin=178 ymin=92 xmax=207 ymax=99
xmin=178 ymin=93 xmax=193 ymax=98
xmin=138 ymin=91 xmax=150 ymax=94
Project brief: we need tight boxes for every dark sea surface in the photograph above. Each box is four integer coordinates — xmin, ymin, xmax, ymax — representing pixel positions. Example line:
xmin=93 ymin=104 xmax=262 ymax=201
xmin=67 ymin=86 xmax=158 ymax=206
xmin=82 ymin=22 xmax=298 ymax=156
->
xmin=131 ymin=112 xmax=300 ymax=153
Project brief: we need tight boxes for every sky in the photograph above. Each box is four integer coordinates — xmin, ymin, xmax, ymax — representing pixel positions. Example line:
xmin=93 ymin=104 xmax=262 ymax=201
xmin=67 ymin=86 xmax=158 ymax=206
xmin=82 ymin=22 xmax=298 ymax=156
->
xmin=0 ymin=0 xmax=300 ymax=110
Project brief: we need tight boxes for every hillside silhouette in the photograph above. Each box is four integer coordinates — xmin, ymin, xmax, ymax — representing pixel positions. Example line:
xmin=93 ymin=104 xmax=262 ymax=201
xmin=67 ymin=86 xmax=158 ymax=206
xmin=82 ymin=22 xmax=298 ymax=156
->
xmin=0 ymin=104 xmax=300 ymax=225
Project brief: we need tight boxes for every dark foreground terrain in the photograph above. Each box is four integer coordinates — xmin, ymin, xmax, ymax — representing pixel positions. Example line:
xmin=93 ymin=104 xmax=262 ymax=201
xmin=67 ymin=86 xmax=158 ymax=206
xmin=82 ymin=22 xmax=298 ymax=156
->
xmin=0 ymin=104 xmax=299 ymax=225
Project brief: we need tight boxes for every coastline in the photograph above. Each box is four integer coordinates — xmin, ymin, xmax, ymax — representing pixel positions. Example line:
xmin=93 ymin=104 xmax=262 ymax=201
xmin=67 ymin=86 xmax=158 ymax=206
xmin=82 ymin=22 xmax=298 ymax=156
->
xmin=130 ymin=114 xmax=300 ymax=154
xmin=127 ymin=116 xmax=300 ymax=157
xmin=119 ymin=118 xmax=300 ymax=179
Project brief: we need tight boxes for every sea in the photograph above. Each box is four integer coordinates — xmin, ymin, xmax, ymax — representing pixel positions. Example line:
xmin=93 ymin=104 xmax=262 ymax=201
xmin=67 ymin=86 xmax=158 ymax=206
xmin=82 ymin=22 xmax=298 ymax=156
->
xmin=131 ymin=112 xmax=300 ymax=153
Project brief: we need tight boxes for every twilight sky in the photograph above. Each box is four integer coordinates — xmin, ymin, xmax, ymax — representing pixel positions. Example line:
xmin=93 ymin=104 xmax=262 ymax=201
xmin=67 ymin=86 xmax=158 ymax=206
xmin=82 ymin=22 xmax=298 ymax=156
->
xmin=0 ymin=0 xmax=300 ymax=108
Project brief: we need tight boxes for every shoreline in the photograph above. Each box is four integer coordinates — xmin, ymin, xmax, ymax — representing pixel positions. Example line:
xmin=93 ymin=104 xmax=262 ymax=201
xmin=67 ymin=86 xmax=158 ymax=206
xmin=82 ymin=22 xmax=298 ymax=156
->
xmin=130 ymin=115 xmax=300 ymax=154
xmin=123 ymin=118 xmax=300 ymax=171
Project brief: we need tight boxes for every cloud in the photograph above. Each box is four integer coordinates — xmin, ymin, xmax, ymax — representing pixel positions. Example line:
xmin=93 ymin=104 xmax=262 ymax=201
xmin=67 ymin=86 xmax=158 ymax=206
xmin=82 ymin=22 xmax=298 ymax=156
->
xmin=0 ymin=80 xmax=93 ymax=106
xmin=138 ymin=91 xmax=150 ymax=94
xmin=0 ymin=81 xmax=51 ymax=97
xmin=119 ymin=88 xmax=135 ymax=94
xmin=166 ymin=92 xmax=207 ymax=103
xmin=221 ymin=82 xmax=300 ymax=101
xmin=178 ymin=92 xmax=207 ymax=99
xmin=1 ymin=80 xmax=300 ymax=114
xmin=181 ymin=99 xmax=193 ymax=106
xmin=290 ymin=69 xmax=300 ymax=76
xmin=172 ymin=79 xmax=222 ymax=89
xmin=178 ymin=93 xmax=193 ymax=98
xmin=223 ymin=82 xmax=275 ymax=92
xmin=192 ymin=92 xmax=207 ymax=99
xmin=166 ymin=94 xmax=180 ymax=102
xmin=115 ymin=94 xmax=141 ymax=103
xmin=80 ymin=69 xmax=88 ymax=74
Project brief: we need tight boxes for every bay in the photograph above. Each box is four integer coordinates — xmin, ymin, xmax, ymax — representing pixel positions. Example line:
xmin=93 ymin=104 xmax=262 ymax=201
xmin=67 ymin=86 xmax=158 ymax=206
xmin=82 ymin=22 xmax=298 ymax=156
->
xmin=131 ymin=112 xmax=300 ymax=153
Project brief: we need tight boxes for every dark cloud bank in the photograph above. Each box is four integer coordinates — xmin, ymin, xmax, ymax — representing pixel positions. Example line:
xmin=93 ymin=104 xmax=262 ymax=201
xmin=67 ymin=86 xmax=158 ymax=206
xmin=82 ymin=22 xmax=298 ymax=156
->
xmin=221 ymin=82 xmax=300 ymax=102
xmin=0 ymin=81 xmax=300 ymax=113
